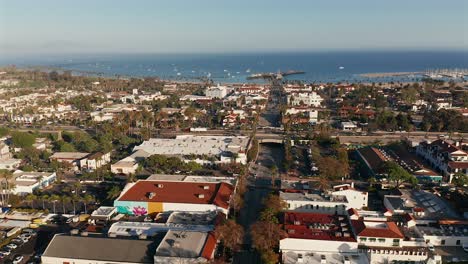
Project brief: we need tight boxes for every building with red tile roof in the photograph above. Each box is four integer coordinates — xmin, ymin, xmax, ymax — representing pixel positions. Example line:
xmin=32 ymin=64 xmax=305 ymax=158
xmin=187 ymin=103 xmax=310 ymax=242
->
xmin=114 ymin=180 xmax=234 ymax=216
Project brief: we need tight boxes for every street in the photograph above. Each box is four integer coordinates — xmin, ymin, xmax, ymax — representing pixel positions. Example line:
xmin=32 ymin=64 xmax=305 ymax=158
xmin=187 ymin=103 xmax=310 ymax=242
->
xmin=234 ymin=143 xmax=285 ymax=264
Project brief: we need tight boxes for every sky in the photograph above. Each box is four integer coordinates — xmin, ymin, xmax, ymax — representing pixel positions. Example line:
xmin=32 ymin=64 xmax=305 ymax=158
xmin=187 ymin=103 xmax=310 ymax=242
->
xmin=0 ymin=0 xmax=467 ymax=55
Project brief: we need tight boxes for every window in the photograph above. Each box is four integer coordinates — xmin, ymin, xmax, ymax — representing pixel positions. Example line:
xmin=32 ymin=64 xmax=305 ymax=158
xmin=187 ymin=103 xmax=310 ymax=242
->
xmin=378 ymin=238 xmax=385 ymax=243
xmin=369 ymin=238 xmax=376 ymax=242
xmin=456 ymin=240 xmax=461 ymax=245
xmin=360 ymin=237 xmax=367 ymax=242
xmin=441 ymin=240 xmax=445 ymax=245
xmin=316 ymin=205 xmax=319 ymax=210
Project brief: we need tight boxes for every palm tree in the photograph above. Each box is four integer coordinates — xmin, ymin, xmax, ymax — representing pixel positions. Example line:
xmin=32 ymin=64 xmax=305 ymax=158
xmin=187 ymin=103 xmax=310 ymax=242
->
xmin=49 ymin=194 xmax=61 ymax=214
xmin=0 ymin=169 xmax=14 ymax=206
xmin=71 ymin=194 xmax=80 ymax=215
xmin=61 ymin=196 xmax=71 ymax=214
xmin=106 ymin=186 xmax=122 ymax=201
xmin=41 ymin=194 xmax=49 ymax=210
xmin=25 ymin=193 xmax=37 ymax=209
xmin=82 ymin=194 xmax=95 ymax=213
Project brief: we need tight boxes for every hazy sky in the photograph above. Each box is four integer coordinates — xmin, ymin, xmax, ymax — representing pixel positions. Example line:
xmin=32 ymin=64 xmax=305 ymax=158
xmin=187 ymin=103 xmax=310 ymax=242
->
xmin=0 ymin=0 xmax=467 ymax=55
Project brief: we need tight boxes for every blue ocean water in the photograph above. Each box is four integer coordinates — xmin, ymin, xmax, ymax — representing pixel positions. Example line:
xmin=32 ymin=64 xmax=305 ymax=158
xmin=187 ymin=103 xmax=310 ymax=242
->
xmin=1 ymin=51 xmax=467 ymax=83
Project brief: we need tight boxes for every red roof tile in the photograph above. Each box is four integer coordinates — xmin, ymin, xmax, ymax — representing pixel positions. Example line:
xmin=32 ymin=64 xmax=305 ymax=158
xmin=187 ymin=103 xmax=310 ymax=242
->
xmin=117 ymin=181 xmax=233 ymax=209
xmin=201 ymin=232 xmax=217 ymax=260
xmin=351 ymin=220 xmax=404 ymax=239
xmin=282 ymin=212 xmax=356 ymax=242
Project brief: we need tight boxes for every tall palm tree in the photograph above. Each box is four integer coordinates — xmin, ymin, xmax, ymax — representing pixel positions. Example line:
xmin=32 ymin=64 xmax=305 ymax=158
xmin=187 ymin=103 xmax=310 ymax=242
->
xmin=0 ymin=169 xmax=14 ymax=206
xmin=25 ymin=193 xmax=37 ymax=209
xmin=82 ymin=194 xmax=95 ymax=213
xmin=41 ymin=194 xmax=49 ymax=210
xmin=49 ymin=194 xmax=61 ymax=214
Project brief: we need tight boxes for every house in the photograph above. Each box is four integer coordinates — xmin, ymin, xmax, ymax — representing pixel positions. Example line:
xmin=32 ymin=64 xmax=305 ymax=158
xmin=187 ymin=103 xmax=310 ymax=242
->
xmin=114 ymin=180 xmax=234 ymax=215
xmin=340 ymin=121 xmax=358 ymax=131
xmin=0 ymin=158 xmax=21 ymax=170
xmin=0 ymin=142 xmax=11 ymax=159
xmin=82 ymin=152 xmax=111 ymax=171
xmin=11 ymin=170 xmax=56 ymax=195
xmin=50 ymin=152 xmax=90 ymax=170
xmin=111 ymin=149 xmax=151 ymax=175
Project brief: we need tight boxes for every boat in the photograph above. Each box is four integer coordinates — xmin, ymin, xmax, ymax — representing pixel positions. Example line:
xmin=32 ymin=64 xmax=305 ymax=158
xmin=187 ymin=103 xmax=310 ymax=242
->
xmin=339 ymin=66 xmax=345 ymax=70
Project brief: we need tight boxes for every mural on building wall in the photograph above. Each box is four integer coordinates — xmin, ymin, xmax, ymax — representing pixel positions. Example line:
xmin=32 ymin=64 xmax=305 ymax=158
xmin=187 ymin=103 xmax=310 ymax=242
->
xmin=114 ymin=201 xmax=148 ymax=215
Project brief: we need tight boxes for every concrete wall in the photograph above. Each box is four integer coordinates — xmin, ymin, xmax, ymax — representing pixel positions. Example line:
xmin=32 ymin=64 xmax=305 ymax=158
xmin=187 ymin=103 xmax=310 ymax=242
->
xmin=280 ymin=238 xmax=358 ymax=253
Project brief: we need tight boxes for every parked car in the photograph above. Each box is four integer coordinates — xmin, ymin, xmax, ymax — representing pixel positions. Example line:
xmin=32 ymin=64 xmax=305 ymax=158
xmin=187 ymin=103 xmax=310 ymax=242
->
xmin=13 ymin=255 xmax=24 ymax=264
xmin=463 ymin=243 xmax=468 ymax=253
xmin=11 ymin=238 xmax=23 ymax=245
xmin=427 ymin=243 xmax=435 ymax=252
xmin=0 ymin=250 xmax=11 ymax=256
xmin=6 ymin=243 xmax=18 ymax=249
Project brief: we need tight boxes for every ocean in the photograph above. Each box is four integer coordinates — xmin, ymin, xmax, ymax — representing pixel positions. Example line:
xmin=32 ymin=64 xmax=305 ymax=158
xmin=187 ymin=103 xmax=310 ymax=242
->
xmin=1 ymin=51 xmax=467 ymax=83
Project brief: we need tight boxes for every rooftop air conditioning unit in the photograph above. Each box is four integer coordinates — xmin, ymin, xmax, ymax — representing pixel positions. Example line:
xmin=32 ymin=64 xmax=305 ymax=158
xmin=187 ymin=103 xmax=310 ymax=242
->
xmin=203 ymin=185 xmax=210 ymax=190
xmin=148 ymin=192 xmax=156 ymax=199
xmin=294 ymin=221 xmax=301 ymax=225
xmin=157 ymin=184 xmax=164 ymax=188
xmin=198 ymin=194 xmax=205 ymax=199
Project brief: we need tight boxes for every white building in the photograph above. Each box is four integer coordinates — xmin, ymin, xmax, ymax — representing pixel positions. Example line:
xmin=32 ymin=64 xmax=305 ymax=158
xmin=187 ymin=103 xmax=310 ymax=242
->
xmin=82 ymin=152 xmax=111 ymax=171
xmin=11 ymin=171 xmax=56 ymax=195
xmin=331 ymin=183 xmax=368 ymax=210
xmin=287 ymin=92 xmax=323 ymax=107
xmin=111 ymin=149 xmax=151 ymax=175
xmin=280 ymin=191 xmax=348 ymax=215
xmin=0 ymin=158 xmax=21 ymax=170
xmin=205 ymin=85 xmax=228 ymax=99
xmin=132 ymin=135 xmax=250 ymax=165
xmin=416 ymin=139 xmax=468 ymax=182
xmin=340 ymin=121 xmax=358 ymax=131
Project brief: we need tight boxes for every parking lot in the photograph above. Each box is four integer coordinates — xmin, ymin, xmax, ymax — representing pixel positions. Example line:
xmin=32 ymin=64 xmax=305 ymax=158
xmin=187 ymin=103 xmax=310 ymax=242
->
xmin=0 ymin=224 xmax=69 ymax=263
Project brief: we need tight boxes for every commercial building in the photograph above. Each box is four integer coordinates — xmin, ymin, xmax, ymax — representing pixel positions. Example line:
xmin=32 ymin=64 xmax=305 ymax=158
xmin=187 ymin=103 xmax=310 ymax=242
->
xmin=416 ymin=139 xmax=468 ymax=182
xmin=132 ymin=135 xmax=250 ymax=165
xmin=280 ymin=212 xmax=367 ymax=264
xmin=154 ymin=230 xmax=216 ymax=263
xmin=111 ymin=149 xmax=151 ymax=175
xmin=114 ymin=180 xmax=234 ymax=215
xmin=280 ymin=191 xmax=349 ymax=215
xmin=41 ymin=234 xmax=157 ymax=264
xmin=11 ymin=170 xmax=56 ymax=195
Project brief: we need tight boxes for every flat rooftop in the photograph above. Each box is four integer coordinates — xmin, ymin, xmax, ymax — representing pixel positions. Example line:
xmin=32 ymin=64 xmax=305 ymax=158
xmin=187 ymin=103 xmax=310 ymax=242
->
xmin=155 ymin=230 xmax=206 ymax=258
xmin=280 ymin=191 xmax=347 ymax=203
xmin=42 ymin=234 xmax=157 ymax=263
xmin=133 ymin=135 xmax=249 ymax=157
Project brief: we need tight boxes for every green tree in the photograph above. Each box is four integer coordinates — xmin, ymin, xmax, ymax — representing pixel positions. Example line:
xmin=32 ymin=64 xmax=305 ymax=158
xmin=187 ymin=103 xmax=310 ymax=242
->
xmin=11 ymin=131 xmax=36 ymax=148
xmin=384 ymin=161 xmax=417 ymax=188
xmin=452 ymin=172 xmax=468 ymax=187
